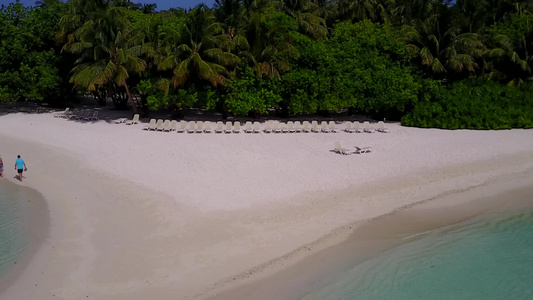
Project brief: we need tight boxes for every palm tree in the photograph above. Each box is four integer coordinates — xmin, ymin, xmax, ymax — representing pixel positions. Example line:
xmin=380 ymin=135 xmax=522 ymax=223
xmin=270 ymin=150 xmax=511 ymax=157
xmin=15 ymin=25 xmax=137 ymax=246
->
xmin=400 ymin=19 xmax=484 ymax=78
xmin=62 ymin=6 xmax=147 ymax=112
xmin=157 ymin=5 xmax=239 ymax=88
xmin=275 ymin=0 xmax=328 ymax=39
xmin=335 ymin=0 xmax=378 ymax=22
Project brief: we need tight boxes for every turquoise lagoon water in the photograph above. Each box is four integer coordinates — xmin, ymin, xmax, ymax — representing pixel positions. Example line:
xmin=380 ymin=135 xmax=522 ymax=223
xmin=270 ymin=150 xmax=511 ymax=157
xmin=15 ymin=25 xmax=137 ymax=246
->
xmin=0 ymin=181 xmax=31 ymax=276
xmin=302 ymin=208 xmax=533 ymax=300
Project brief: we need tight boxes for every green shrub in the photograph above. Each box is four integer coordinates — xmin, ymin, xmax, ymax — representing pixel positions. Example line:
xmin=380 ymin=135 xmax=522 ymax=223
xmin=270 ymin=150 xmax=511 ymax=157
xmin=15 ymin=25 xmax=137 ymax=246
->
xmin=402 ymin=80 xmax=533 ymax=129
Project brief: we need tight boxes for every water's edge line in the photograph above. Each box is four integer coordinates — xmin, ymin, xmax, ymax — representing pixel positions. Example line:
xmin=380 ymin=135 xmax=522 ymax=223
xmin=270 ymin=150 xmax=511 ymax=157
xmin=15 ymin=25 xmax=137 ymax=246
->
xmin=205 ymin=166 xmax=533 ymax=299
xmin=0 ymin=180 xmax=50 ymax=295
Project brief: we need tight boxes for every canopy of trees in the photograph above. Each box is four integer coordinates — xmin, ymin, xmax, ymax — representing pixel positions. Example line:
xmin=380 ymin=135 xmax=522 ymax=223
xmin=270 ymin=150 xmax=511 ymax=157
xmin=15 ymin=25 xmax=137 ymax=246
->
xmin=1 ymin=0 xmax=532 ymax=128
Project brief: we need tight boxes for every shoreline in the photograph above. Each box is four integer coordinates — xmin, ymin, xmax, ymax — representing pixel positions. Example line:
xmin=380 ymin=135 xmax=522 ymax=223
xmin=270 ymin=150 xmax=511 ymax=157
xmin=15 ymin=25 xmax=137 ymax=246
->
xmin=208 ymin=168 xmax=533 ymax=299
xmin=0 ymin=112 xmax=531 ymax=299
xmin=0 ymin=180 xmax=50 ymax=295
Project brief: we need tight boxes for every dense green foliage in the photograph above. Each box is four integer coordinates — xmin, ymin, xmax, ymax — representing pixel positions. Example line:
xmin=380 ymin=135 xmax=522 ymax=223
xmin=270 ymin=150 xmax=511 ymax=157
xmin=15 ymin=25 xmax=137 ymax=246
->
xmin=0 ymin=0 xmax=532 ymax=129
xmin=0 ymin=0 xmax=70 ymax=103
xmin=402 ymin=80 xmax=533 ymax=129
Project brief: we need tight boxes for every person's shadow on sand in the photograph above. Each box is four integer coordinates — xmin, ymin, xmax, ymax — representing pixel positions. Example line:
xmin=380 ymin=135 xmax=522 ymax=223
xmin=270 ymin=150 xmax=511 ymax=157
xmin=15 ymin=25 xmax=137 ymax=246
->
xmin=14 ymin=175 xmax=25 ymax=181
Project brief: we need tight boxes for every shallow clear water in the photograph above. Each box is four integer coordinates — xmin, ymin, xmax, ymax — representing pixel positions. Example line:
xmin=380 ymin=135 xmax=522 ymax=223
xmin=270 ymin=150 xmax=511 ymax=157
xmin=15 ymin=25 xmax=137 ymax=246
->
xmin=0 ymin=182 xmax=30 ymax=276
xmin=302 ymin=208 xmax=533 ymax=300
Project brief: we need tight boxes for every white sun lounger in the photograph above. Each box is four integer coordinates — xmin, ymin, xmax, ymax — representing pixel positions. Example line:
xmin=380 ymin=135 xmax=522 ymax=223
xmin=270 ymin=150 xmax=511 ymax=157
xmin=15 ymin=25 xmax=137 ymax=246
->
xmin=66 ymin=108 xmax=79 ymax=119
xmin=311 ymin=121 xmax=320 ymax=132
xmin=159 ymin=120 xmax=170 ymax=131
xmin=76 ymin=109 xmax=90 ymax=120
xmin=328 ymin=121 xmax=337 ymax=133
xmin=224 ymin=122 xmax=232 ymax=133
xmin=287 ymin=121 xmax=295 ymax=132
xmin=377 ymin=121 xmax=389 ymax=133
xmin=54 ymin=107 xmax=70 ymax=118
xmin=233 ymin=121 xmax=241 ymax=133
xmin=84 ymin=110 xmax=99 ymax=121
xmin=320 ymin=121 xmax=330 ymax=133
xmin=364 ymin=121 xmax=373 ymax=133
xmin=334 ymin=141 xmax=351 ymax=155
xmin=196 ymin=121 xmax=204 ymax=133
xmin=280 ymin=122 xmax=289 ymax=133
xmin=177 ymin=121 xmax=187 ymax=133
xmin=125 ymin=114 xmax=140 ymax=125
xmin=204 ymin=122 xmax=212 ymax=133
xmin=354 ymin=146 xmax=372 ymax=154
xmin=272 ymin=121 xmax=281 ymax=133
xmin=154 ymin=119 xmax=165 ymax=131
xmin=353 ymin=121 xmax=362 ymax=133
xmin=344 ymin=121 xmax=354 ymax=133
xmin=302 ymin=121 xmax=311 ymax=133
xmin=263 ymin=121 xmax=272 ymax=133
xmin=167 ymin=120 xmax=177 ymax=131
xmin=253 ymin=122 xmax=261 ymax=133
xmin=215 ymin=121 xmax=224 ymax=133
xmin=143 ymin=119 xmax=157 ymax=130
xmin=244 ymin=121 xmax=253 ymax=133
xmin=114 ymin=117 xmax=127 ymax=124
xmin=294 ymin=121 xmax=302 ymax=132
xmin=187 ymin=121 xmax=196 ymax=133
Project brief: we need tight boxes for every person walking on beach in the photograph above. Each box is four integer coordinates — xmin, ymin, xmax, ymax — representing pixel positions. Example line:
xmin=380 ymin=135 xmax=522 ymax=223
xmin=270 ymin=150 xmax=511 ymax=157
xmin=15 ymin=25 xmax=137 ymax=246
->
xmin=15 ymin=155 xmax=26 ymax=182
xmin=0 ymin=155 xmax=4 ymax=178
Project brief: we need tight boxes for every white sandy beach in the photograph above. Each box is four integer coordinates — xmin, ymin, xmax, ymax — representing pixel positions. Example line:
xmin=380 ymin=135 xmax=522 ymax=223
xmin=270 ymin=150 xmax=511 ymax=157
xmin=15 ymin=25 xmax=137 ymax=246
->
xmin=0 ymin=110 xmax=532 ymax=299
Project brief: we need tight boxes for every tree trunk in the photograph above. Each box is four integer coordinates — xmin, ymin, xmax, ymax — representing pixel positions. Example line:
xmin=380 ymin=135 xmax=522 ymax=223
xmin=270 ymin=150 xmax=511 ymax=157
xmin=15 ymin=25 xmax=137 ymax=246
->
xmin=123 ymin=81 xmax=139 ymax=114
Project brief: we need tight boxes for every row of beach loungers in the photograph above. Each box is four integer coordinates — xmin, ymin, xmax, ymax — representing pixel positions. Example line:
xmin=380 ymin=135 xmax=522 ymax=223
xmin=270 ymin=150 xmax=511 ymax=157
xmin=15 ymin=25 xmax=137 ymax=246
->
xmin=140 ymin=119 xmax=390 ymax=133
xmin=54 ymin=107 xmax=99 ymax=121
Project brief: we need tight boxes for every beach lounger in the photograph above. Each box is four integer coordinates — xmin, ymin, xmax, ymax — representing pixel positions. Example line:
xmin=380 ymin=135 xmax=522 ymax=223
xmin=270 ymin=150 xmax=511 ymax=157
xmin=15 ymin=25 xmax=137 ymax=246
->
xmin=272 ymin=121 xmax=281 ymax=133
xmin=328 ymin=121 xmax=337 ymax=133
xmin=76 ymin=109 xmax=90 ymax=120
xmin=204 ymin=122 xmax=212 ymax=133
xmin=294 ymin=121 xmax=302 ymax=132
xmin=377 ymin=121 xmax=389 ymax=133
xmin=280 ymin=122 xmax=289 ymax=133
xmin=321 ymin=121 xmax=330 ymax=133
xmin=244 ymin=121 xmax=253 ymax=133
xmin=253 ymin=122 xmax=261 ymax=133
xmin=287 ymin=121 xmax=295 ymax=133
xmin=196 ymin=121 xmax=204 ymax=133
xmin=114 ymin=117 xmax=127 ymax=124
xmin=177 ymin=121 xmax=187 ymax=133
xmin=302 ymin=121 xmax=311 ymax=133
xmin=154 ymin=119 xmax=164 ymax=131
xmin=215 ymin=121 xmax=224 ymax=133
xmin=311 ymin=121 xmax=320 ymax=132
xmin=263 ymin=121 xmax=272 ymax=133
xmin=168 ymin=120 xmax=177 ymax=131
xmin=159 ymin=120 xmax=171 ymax=131
xmin=125 ymin=114 xmax=140 ymax=125
xmin=353 ymin=121 xmax=362 ymax=133
xmin=344 ymin=121 xmax=354 ymax=133
xmin=224 ymin=122 xmax=232 ymax=133
xmin=54 ymin=107 xmax=70 ymax=118
xmin=363 ymin=121 xmax=373 ymax=133
xmin=66 ymin=108 xmax=79 ymax=119
xmin=334 ymin=141 xmax=352 ymax=155
xmin=80 ymin=109 xmax=90 ymax=120
xmin=82 ymin=109 xmax=93 ymax=120
xmin=143 ymin=119 xmax=157 ymax=130
xmin=187 ymin=121 xmax=196 ymax=133
xmin=85 ymin=110 xmax=99 ymax=121
xmin=354 ymin=146 xmax=372 ymax=154
xmin=233 ymin=121 xmax=241 ymax=133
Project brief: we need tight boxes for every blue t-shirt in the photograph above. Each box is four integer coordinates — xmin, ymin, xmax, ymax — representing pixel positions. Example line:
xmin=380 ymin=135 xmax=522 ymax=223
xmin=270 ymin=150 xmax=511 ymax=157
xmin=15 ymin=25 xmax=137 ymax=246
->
xmin=16 ymin=158 xmax=24 ymax=170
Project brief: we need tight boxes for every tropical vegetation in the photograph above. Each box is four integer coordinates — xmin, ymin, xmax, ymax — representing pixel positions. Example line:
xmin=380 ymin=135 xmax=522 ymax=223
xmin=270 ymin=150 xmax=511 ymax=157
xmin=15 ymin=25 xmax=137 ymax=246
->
xmin=0 ymin=0 xmax=532 ymax=129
